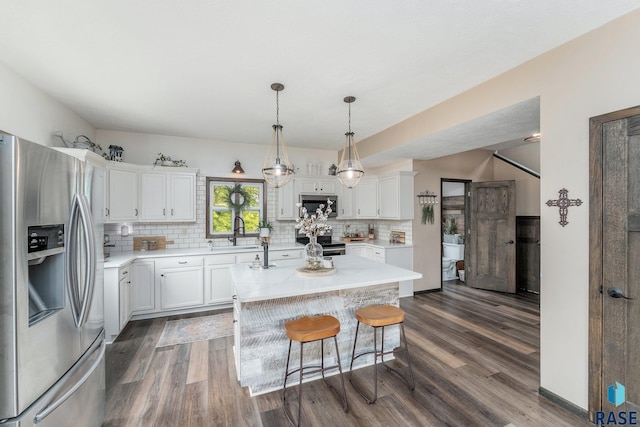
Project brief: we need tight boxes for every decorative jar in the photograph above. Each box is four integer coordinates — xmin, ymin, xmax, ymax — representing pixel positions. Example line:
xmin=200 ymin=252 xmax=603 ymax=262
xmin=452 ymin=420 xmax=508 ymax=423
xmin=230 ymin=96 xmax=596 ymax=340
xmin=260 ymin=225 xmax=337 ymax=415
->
xmin=304 ymin=236 xmax=324 ymax=270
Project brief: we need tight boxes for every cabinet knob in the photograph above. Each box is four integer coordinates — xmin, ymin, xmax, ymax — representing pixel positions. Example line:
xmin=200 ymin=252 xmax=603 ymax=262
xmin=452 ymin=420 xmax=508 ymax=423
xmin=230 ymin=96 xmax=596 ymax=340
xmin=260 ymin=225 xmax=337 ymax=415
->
xmin=160 ymin=274 xmax=164 ymax=277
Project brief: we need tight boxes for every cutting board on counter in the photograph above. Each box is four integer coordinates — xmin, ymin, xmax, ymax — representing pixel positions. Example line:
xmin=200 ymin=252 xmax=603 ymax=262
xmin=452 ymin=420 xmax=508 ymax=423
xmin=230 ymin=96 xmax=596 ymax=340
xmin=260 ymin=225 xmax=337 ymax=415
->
xmin=133 ymin=236 xmax=168 ymax=251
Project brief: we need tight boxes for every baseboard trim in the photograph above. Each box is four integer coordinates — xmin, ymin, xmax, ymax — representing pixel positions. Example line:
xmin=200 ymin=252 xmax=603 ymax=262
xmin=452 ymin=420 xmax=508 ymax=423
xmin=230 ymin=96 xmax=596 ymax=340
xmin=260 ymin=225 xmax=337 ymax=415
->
xmin=413 ymin=288 xmax=442 ymax=295
xmin=539 ymin=387 xmax=589 ymax=420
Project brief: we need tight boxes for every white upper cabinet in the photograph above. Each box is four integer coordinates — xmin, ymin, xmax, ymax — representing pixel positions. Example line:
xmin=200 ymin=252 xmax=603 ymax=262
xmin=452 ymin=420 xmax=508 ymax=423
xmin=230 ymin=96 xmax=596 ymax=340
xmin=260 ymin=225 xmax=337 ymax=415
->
xmin=296 ymin=176 xmax=338 ymax=195
xmin=139 ymin=172 xmax=167 ymax=221
xmin=109 ymin=164 xmax=197 ymax=223
xmin=168 ymin=173 xmax=196 ymax=221
xmin=378 ymin=171 xmax=416 ymax=220
xmin=355 ymin=178 xmax=379 ymax=218
xmin=338 ymin=186 xmax=355 ymax=219
xmin=108 ymin=166 xmax=139 ymax=222
xmin=276 ymin=180 xmax=297 ymax=220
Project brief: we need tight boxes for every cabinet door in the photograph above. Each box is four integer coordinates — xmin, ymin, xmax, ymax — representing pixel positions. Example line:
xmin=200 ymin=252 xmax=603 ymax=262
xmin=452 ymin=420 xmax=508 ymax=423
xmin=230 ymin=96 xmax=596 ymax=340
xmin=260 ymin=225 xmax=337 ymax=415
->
xmin=118 ymin=275 xmax=131 ymax=330
xmin=131 ymin=260 xmax=155 ymax=313
xmin=205 ymin=264 xmax=234 ymax=305
xmin=277 ymin=181 xmax=296 ymax=220
xmin=378 ymin=176 xmax=399 ymax=219
xmin=297 ymin=178 xmax=318 ymax=194
xmin=159 ymin=266 xmax=204 ymax=310
xmin=108 ymin=168 xmax=139 ymax=221
xmin=339 ymin=187 xmax=355 ymax=218
xmin=317 ymin=178 xmax=337 ymax=194
xmin=169 ymin=173 xmax=196 ymax=221
xmin=140 ymin=172 xmax=167 ymax=221
xmin=356 ymin=179 xmax=379 ymax=218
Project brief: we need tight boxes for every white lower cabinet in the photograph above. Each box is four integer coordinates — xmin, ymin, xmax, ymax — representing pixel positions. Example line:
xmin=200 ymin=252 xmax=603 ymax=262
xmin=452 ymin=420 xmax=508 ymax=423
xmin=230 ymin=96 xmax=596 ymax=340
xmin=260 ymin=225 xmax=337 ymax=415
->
xmin=157 ymin=257 xmax=204 ymax=310
xmin=131 ymin=260 xmax=155 ymax=313
xmin=205 ymin=254 xmax=236 ymax=305
xmin=109 ymin=248 xmax=305 ymax=323
xmin=346 ymin=244 xmax=414 ymax=297
xmin=104 ymin=263 xmax=132 ymax=343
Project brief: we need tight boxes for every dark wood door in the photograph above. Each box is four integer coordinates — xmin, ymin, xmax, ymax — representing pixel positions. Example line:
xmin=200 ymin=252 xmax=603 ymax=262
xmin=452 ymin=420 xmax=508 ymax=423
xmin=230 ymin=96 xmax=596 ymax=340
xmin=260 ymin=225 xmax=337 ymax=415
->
xmin=589 ymin=108 xmax=640 ymax=419
xmin=516 ymin=216 xmax=540 ymax=293
xmin=467 ymin=180 xmax=516 ymax=293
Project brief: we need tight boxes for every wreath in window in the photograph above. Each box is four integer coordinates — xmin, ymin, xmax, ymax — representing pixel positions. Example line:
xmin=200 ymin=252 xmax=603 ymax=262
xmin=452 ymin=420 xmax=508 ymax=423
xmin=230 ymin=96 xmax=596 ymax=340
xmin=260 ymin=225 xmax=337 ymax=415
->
xmin=223 ymin=184 xmax=252 ymax=211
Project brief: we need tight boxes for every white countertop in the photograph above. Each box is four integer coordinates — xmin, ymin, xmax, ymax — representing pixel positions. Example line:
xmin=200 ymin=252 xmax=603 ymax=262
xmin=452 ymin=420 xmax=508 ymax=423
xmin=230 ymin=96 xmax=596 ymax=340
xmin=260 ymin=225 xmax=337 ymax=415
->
xmin=104 ymin=242 xmax=304 ymax=268
xmin=231 ymin=254 xmax=422 ymax=303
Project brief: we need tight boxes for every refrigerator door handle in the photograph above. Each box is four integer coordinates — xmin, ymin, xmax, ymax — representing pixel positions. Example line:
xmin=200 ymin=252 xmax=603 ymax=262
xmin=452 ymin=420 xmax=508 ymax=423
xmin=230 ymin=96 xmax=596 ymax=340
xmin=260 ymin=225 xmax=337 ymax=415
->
xmin=65 ymin=193 xmax=97 ymax=327
xmin=76 ymin=193 xmax=96 ymax=326
xmin=33 ymin=336 xmax=105 ymax=424
xmin=66 ymin=194 xmax=82 ymax=326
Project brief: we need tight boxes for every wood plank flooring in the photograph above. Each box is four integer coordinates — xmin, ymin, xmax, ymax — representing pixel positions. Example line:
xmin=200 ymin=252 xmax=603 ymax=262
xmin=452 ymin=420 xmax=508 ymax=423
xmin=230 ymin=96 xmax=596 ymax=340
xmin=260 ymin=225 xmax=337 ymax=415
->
xmin=104 ymin=284 xmax=591 ymax=426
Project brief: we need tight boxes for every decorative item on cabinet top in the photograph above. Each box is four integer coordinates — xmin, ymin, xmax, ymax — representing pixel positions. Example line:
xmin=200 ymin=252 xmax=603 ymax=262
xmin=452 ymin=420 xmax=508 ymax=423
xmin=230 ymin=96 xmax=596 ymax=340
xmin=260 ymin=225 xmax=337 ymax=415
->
xmin=154 ymin=152 xmax=188 ymax=167
xmin=52 ymin=131 xmax=111 ymax=160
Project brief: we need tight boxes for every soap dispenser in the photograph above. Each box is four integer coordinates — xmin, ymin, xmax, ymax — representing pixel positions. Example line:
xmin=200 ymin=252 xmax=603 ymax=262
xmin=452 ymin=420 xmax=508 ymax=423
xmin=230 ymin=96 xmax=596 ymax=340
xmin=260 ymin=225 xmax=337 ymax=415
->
xmin=252 ymin=254 xmax=261 ymax=269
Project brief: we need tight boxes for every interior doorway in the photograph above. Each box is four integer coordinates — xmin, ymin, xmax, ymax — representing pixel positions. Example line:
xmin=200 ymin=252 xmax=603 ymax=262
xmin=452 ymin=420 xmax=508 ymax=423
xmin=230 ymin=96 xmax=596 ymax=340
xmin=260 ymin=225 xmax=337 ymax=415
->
xmin=440 ymin=179 xmax=471 ymax=286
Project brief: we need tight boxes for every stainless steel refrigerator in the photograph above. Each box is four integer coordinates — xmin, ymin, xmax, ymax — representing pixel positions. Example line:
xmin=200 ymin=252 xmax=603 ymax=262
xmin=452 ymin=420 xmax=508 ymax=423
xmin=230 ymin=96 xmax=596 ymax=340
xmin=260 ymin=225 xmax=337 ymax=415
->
xmin=0 ymin=133 xmax=105 ymax=426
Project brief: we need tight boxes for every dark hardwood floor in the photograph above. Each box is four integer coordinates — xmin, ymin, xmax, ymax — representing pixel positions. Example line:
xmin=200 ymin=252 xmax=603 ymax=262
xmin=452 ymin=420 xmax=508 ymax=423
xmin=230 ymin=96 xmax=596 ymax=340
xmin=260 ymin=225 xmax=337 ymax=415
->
xmin=104 ymin=283 xmax=591 ymax=426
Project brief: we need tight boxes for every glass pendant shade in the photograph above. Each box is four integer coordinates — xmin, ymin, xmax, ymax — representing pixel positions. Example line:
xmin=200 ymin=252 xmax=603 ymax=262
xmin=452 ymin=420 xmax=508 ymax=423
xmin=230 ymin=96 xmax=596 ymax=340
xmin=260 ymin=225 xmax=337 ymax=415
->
xmin=336 ymin=96 xmax=364 ymax=188
xmin=262 ymin=83 xmax=293 ymax=188
xmin=337 ymin=132 xmax=364 ymax=188
xmin=262 ymin=124 xmax=293 ymax=188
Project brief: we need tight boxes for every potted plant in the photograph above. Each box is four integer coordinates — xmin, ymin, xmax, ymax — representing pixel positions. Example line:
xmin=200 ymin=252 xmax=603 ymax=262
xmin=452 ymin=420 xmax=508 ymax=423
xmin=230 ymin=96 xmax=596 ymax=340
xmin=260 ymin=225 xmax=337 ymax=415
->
xmin=155 ymin=153 xmax=173 ymax=166
xmin=259 ymin=219 xmax=273 ymax=237
xmin=443 ymin=219 xmax=458 ymax=243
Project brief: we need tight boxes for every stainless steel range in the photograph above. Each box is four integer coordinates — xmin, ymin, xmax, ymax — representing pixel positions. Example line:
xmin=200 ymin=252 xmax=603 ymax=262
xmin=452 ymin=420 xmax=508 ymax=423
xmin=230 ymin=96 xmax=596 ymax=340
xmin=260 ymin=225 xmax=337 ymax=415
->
xmin=295 ymin=235 xmax=346 ymax=256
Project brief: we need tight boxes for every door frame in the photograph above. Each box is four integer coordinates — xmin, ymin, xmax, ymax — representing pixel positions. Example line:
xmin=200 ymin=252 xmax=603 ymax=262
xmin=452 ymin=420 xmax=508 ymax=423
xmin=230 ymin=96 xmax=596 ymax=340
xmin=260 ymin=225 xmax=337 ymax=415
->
xmin=588 ymin=105 xmax=640 ymax=420
xmin=440 ymin=178 xmax=471 ymax=287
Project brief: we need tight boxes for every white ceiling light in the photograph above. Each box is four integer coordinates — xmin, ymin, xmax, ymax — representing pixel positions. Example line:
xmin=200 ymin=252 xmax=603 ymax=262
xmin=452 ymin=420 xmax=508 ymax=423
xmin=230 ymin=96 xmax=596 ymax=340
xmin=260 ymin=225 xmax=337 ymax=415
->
xmin=262 ymin=83 xmax=293 ymax=188
xmin=336 ymin=96 xmax=364 ymax=189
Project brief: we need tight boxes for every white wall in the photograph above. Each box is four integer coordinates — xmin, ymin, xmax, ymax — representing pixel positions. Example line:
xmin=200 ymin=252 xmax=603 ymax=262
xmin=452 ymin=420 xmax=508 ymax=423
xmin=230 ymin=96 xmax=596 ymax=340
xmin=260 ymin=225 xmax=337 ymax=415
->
xmin=0 ymin=61 xmax=94 ymax=145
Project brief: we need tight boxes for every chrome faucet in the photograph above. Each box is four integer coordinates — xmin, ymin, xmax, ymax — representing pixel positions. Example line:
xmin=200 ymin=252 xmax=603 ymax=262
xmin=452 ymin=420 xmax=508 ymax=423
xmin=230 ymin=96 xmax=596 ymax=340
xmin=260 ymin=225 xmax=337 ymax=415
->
xmin=228 ymin=216 xmax=245 ymax=246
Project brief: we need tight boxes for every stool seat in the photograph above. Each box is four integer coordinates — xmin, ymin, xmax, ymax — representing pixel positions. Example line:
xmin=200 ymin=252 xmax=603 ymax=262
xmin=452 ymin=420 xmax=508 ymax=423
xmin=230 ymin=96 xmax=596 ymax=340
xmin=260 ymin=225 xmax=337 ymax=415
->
xmin=285 ymin=315 xmax=341 ymax=343
xmin=355 ymin=305 xmax=405 ymax=327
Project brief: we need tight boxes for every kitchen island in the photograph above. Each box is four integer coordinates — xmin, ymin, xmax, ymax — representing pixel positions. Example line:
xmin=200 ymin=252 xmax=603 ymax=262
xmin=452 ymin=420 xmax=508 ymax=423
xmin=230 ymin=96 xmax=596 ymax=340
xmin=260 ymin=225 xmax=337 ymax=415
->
xmin=231 ymin=255 xmax=422 ymax=395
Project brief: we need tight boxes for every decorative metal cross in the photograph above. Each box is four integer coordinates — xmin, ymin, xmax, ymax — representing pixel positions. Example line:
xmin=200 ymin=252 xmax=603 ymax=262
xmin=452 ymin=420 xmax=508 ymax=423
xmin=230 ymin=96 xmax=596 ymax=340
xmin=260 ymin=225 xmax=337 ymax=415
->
xmin=546 ymin=188 xmax=582 ymax=227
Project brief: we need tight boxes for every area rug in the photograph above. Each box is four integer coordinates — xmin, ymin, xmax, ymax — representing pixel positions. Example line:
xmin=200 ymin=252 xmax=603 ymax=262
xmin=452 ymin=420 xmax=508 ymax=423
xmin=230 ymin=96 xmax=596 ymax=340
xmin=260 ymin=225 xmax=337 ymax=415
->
xmin=156 ymin=312 xmax=234 ymax=347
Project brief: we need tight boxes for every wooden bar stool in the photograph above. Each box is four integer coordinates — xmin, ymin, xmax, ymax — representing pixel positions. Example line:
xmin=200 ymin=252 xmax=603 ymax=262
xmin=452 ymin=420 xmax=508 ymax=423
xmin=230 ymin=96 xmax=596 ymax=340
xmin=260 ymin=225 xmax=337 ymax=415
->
xmin=349 ymin=305 xmax=415 ymax=404
xmin=283 ymin=315 xmax=348 ymax=426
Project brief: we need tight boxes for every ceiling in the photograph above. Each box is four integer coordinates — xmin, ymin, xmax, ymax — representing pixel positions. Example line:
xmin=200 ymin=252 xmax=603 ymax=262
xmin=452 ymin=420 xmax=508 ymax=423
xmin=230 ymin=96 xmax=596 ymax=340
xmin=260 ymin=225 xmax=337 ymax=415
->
xmin=1 ymin=1 xmax=638 ymax=164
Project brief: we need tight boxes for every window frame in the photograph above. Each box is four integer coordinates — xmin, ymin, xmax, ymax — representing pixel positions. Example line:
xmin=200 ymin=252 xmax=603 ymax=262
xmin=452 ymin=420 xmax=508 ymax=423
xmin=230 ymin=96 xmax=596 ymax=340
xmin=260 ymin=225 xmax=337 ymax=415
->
xmin=205 ymin=177 xmax=267 ymax=239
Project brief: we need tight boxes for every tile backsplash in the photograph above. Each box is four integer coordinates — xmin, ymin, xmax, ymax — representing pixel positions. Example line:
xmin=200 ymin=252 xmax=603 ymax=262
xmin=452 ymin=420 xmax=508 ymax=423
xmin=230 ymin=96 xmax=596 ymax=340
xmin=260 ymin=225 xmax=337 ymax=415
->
xmin=105 ymin=176 xmax=412 ymax=253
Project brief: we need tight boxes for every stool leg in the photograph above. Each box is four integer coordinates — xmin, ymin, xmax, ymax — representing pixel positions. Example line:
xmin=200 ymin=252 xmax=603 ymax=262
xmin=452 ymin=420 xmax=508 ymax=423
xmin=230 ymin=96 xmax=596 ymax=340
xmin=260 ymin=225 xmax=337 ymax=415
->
xmin=372 ymin=325 xmax=379 ymax=403
xmin=400 ymin=323 xmax=416 ymax=391
xmin=283 ymin=340 xmax=293 ymax=409
xmin=349 ymin=321 xmax=360 ymax=374
xmin=333 ymin=335 xmax=348 ymax=413
xmin=297 ymin=342 xmax=304 ymax=426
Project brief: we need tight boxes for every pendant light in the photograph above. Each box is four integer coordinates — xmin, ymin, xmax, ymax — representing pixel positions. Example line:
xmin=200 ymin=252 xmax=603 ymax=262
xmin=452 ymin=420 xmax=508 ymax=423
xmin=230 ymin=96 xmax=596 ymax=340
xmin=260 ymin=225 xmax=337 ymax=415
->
xmin=336 ymin=96 xmax=364 ymax=188
xmin=262 ymin=83 xmax=293 ymax=188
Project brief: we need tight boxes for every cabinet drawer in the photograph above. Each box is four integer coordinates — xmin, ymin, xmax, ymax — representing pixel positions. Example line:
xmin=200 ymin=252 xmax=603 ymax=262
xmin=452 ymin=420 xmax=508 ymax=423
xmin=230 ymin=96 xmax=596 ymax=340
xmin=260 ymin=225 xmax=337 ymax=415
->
xmin=157 ymin=256 xmax=204 ymax=268
xmin=372 ymin=249 xmax=386 ymax=263
xmin=204 ymin=254 xmax=236 ymax=265
xmin=119 ymin=265 xmax=131 ymax=281
xmin=270 ymin=250 xmax=303 ymax=260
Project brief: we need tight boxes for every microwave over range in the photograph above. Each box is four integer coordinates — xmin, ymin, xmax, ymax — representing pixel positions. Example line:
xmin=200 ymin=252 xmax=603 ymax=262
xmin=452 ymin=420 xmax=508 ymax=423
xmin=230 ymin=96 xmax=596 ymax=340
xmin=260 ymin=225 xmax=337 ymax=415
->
xmin=299 ymin=194 xmax=338 ymax=218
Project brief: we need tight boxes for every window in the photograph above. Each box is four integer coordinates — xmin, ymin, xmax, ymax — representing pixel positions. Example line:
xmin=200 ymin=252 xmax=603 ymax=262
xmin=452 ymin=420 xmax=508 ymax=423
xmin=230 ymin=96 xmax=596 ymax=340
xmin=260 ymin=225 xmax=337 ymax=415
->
xmin=206 ymin=177 xmax=266 ymax=239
